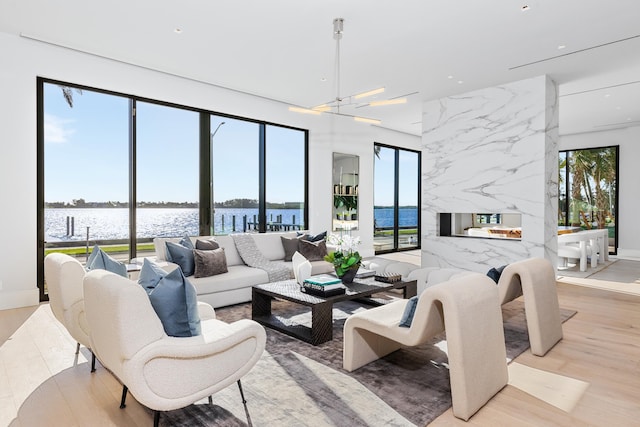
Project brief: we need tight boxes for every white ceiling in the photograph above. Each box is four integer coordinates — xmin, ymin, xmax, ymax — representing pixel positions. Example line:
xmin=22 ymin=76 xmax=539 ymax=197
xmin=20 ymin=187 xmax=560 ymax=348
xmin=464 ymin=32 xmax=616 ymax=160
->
xmin=2 ymin=0 xmax=639 ymax=136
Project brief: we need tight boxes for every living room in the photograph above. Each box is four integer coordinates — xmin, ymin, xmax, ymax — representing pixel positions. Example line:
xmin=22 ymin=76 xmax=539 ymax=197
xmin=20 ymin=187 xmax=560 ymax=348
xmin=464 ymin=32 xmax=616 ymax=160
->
xmin=1 ymin=2 xmax=640 ymax=426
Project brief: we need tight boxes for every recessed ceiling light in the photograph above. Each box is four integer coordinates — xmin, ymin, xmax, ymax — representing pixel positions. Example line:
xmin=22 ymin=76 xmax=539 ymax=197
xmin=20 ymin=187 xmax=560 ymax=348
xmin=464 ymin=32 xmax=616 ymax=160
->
xmin=616 ymin=106 xmax=622 ymax=110
xmin=447 ymin=75 xmax=454 ymax=79
xmin=457 ymin=80 xmax=464 ymax=84
xmin=557 ymin=44 xmax=566 ymax=50
xmin=604 ymin=94 xmax=611 ymax=98
xmin=627 ymin=117 xmax=632 ymax=121
xmin=174 ymin=28 xmax=182 ymax=34
xmin=521 ymin=5 xmax=530 ymax=11
xmin=320 ymin=77 xmax=327 ymax=82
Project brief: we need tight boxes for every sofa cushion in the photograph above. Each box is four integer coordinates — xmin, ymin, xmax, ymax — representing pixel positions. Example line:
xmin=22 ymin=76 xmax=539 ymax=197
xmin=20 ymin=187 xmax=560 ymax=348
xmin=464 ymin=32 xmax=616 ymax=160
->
xmin=86 ymin=245 xmax=127 ymax=277
xmin=252 ymin=231 xmax=297 ymax=261
xmin=195 ymin=238 xmax=220 ymax=251
xmin=211 ymin=235 xmax=244 ymax=266
xmin=138 ymin=259 xmax=201 ymax=337
xmin=193 ymin=248 xmax=228 ymax=278
xmin=298 ymin=239 xmax=328 ymax=261
xmin=189 ymin=265 xmax=269 ymax=295
xmin=165 ymin=240 xmax=195 ymax=277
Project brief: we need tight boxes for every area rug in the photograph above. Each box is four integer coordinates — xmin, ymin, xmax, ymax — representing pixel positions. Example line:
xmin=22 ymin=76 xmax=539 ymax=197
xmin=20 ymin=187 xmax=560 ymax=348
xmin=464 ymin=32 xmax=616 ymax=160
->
xmin=159 ymin=298 xmax=576 ymax=427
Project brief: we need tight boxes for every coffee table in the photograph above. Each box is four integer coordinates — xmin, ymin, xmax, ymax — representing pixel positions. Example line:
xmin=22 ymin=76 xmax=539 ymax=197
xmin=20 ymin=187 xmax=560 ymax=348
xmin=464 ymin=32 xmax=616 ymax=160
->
xmin=252 ymin=277 xmax=417 ymax=345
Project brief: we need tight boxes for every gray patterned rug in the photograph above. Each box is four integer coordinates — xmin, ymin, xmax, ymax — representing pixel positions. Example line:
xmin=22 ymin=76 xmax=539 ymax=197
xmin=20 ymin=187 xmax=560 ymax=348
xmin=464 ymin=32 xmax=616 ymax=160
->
xmin=157 ymin=298 xmax=576 ymax=427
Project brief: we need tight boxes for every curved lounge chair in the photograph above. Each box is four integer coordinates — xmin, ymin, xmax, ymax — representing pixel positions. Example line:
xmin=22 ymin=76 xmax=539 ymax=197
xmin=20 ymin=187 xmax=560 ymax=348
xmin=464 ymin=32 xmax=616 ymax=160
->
xmin=343 ymin=273 xmax=508 ymax=421
xmin=497 ymin=257 xmax=563 ymax=356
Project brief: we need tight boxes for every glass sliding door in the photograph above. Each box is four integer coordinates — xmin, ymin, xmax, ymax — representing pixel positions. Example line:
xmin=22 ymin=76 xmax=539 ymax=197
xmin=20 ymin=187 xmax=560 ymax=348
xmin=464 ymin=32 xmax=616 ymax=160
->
xmin=373 ymin=146 xmax=396 ymax=251
xmin=559 ymin=146 xmax=618 ymax=254
xmin=398 ymin=150 xmax=420 ymax=249
xmin=43 ymin=83 xmax=130 ymax=278
xmin=374 ymin=144 xmax=421 ymax=253
xmin=211 ymin=115 xmax=260 ymax=234
xmin=265 ymin=125 xmax=307 ymax=232
xmin=136 ymin=101 xmax=199 ymax=256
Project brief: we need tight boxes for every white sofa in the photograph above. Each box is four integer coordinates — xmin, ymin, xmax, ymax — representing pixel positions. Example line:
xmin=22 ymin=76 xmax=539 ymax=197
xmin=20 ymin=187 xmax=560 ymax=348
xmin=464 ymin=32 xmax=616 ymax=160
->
xmin=147 ymin=231 xmax=334 ymax=308
xmin=362 ymin=257 xmax=474 ymax=295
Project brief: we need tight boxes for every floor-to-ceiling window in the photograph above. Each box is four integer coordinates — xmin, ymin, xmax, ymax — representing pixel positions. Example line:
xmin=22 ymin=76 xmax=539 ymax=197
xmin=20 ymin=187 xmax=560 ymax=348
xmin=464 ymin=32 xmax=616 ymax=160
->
xmin=210 ymin=115 xmax=260 ymax=234
xmin=136 ymin=101 xmax=200 ymax=255
xmin=42 ymin=84 xmax=130 ymax=269
xmin=373 ymin=143 xmax=421 ymax=253
xmin=559 ymin=146 xmax=618 ymax=254
xmin=38 ymin=79 xmax=308 ymax=300
xmin=265 ymin=125 xmax=307 ymax=232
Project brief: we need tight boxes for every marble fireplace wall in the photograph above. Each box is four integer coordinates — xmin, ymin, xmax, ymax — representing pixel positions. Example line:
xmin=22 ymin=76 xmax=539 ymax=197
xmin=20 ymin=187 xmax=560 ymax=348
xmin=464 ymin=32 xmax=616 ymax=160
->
xmin=421 ymin=75 xmax=559 ymax=272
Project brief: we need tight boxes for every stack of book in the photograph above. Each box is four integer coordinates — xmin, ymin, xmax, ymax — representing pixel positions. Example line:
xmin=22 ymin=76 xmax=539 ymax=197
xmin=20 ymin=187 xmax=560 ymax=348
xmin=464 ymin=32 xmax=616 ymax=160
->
xmin=374 ymin=272 xmax=403 ymax=283
xmin=302 ymin=274 xmax=346 ymax=297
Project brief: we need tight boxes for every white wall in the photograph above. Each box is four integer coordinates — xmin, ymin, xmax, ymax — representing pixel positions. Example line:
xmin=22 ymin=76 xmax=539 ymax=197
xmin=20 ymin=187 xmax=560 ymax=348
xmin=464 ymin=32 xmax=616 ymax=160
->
xmin=560 ymin=126 xmax=640 ymax=257
xmin=421 ymin=75 xmax=559 ymax=272
xmin=0 ymin=32 xmax=420 ymax=310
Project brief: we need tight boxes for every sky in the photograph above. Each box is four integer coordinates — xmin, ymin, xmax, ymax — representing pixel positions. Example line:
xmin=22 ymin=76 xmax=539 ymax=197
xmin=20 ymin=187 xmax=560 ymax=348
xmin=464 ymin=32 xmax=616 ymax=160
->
xmin=44 ymin=83 xmax=417 ymax=206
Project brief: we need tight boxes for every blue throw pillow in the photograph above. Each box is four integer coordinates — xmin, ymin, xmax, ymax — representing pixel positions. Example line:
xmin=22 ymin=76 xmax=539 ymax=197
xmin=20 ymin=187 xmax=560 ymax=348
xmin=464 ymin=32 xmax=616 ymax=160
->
xmin=138 ymin=259 xmax=201 ymax=337
xmin=399 ymin=296 xmax=419 ymax=328
xmin=85 ymin=245 xmax=127 ymax=277
xmin=166 ymin=237 xmax=195 ymax=277
xmin=487 ymin=265 xmax=508 ymax=284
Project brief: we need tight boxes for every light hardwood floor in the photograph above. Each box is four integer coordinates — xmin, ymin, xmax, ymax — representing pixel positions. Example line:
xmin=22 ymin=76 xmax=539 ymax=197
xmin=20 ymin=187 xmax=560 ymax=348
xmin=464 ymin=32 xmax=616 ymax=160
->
xmin=1 ymin=259 xmax=639 ymax=426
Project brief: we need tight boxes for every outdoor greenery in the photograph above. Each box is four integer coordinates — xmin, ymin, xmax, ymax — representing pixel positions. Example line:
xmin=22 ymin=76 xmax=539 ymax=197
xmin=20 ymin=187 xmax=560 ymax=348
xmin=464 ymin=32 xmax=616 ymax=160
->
xmin=560 ymin=147 xmax=616 ymax=230
xmin=45 ymin=242 xmax=154 ymax=256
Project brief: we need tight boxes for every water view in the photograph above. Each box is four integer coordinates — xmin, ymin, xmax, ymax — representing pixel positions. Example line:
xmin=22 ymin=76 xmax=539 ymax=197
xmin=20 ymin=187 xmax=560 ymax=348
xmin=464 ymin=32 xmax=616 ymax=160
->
xmin=45 ymin=207 xmax=418 ymax=243
xmin=45 ymin=208 xmax=304 ymax=242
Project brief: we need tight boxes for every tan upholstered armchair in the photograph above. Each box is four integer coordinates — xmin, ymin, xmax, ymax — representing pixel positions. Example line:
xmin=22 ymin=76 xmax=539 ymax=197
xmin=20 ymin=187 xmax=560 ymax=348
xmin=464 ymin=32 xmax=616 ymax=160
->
xmin=44 ymin=253 xmax=92 ymax=357
xmin=83 ymin=269 xmax=266 ymax=427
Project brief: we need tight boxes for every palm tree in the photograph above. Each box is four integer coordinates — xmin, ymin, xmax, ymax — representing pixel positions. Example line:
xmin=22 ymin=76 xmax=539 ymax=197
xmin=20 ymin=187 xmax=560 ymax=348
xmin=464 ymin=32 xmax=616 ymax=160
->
xmin=58 ymin=85 xmax=83 ymax=108
xmin=568 ymin=148 xmax=617 ymax=229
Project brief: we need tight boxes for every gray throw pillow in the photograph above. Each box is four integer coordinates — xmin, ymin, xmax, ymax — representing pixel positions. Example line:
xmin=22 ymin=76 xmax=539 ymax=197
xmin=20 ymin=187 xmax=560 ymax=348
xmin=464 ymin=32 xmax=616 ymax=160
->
xmin=281 ymin=235 xmax=307 ymax=262
xmin=298 ymin=239 xmax=327 ymax=261
xmin=193 ymin=248 xmax=228 ymax=278
xmin=196 ymin=238 xmax=220 ymax=251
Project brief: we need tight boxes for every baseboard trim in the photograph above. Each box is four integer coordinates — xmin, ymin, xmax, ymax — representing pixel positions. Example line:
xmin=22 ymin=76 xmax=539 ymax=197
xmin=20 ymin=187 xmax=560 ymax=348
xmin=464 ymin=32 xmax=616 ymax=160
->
xmin=0 ymin=289 xmax=40 ymax=311
xmin=616 ymin=249 xmax=640 ymax=260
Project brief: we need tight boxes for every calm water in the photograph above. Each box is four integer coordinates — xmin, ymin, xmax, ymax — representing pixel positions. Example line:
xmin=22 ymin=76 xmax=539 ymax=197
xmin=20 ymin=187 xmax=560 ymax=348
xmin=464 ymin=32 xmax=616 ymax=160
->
xmin=374 ymin=207 xmax=419 ymax=228
xmin=45 ymin=207 xmax=417 ymax=242
xmin=45 ymin=208 xmax=304 ymax=242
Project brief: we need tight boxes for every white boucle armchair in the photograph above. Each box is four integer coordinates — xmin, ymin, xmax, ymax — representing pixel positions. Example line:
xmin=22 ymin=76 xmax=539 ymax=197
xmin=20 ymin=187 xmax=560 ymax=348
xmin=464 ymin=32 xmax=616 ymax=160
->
xmin=83 ymin=269 xmax=266 ymax=427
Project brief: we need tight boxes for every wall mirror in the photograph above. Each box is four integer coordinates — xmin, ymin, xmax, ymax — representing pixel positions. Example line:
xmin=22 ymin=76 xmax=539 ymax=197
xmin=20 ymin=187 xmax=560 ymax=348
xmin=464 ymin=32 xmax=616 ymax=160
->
xmin=332 ymin=152 xmax=359 ymax=231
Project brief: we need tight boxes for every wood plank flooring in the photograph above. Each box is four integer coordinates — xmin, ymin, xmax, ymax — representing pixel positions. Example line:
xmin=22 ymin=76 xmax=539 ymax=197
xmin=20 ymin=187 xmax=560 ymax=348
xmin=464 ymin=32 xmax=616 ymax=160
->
xmin=1 ymin=261 xmax=639 ymax=426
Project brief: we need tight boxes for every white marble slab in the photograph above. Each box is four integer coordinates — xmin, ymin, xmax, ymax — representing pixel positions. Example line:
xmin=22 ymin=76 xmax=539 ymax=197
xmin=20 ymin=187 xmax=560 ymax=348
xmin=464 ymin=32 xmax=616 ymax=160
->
xmin=421 ymin=75 xmax=559 ymax=273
